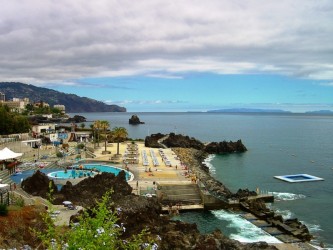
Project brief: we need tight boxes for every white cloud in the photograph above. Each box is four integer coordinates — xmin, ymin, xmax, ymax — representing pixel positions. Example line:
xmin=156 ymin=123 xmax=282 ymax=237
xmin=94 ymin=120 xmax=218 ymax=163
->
xmin=0 ymin=0 xmax=332 ymax=83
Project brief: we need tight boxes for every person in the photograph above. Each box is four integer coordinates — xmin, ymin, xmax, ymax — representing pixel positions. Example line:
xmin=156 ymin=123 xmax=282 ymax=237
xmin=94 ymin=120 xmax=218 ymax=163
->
xmin=13 ymin=183 xmax=16 ymax=190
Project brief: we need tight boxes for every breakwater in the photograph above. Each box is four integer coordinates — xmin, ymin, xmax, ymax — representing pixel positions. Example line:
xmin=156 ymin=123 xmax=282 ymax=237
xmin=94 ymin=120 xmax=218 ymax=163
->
xmin=172 ymin=147 xmax=313 ymax=244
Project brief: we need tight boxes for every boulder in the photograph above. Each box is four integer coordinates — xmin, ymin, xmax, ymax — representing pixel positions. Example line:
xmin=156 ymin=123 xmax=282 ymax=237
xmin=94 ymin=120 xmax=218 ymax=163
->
xmin=129 ymin=114 xmax=144 ymax=125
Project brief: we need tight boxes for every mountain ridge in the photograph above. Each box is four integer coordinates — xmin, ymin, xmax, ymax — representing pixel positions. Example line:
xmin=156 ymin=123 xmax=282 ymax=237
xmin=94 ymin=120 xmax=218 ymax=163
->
xmin=0 ymin=82 xmax=126 ymax=112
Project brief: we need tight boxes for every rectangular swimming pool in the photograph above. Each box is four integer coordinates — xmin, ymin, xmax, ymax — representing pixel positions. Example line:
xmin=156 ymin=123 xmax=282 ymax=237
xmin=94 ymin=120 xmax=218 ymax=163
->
xmin=274 ymin=174 xmax=324 ymax=183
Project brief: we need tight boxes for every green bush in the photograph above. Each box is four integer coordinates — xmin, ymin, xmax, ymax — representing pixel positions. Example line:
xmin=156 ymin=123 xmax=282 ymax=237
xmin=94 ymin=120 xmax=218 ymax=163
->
xmin=9 ymin=193 xmax=25 ymax=207
xmin=56 ymin=152 xmax=64 ymax=158
xmin=0 ymin=203 xmax=9 ymax=216
xmin=35 ymin=191 xmax=154 ymax=249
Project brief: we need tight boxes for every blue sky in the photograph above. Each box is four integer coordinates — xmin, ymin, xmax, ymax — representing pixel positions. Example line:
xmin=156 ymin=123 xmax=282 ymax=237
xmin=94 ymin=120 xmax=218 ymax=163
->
xmin=52 ymin=73 xmax=333 ymax=112
xmin=1 ymin=1 xmax=333 ymax=112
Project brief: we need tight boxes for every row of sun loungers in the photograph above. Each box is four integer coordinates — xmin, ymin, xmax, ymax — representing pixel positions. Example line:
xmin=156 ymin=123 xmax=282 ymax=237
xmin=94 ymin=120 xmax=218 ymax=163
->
xmin=149 ymin=149 xmax=160 ymax=166
xmin=141 ymin=150 xmax=149 ymax=166
xmin=124 ymin=143 xmax=139 ymax=164
xmin=158 ymin=149 xmax=171 ymax=166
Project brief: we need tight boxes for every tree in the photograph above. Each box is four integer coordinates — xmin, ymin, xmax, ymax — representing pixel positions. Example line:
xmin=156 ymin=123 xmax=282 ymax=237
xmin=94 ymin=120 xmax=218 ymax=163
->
xmin=112 ymin=127 xmax=128 ymax=155
xmin=100 ymin=120 xmax=110 ymax=152
xmin=0 ymin=104 xmax=31 ymax=135
xmin=80 ymin=123 xmax=85 ymax=129
xmin=93 ymin=120 xmax=102 ymax=147
xmin=35 ymin=192 xmax=152 ymax=249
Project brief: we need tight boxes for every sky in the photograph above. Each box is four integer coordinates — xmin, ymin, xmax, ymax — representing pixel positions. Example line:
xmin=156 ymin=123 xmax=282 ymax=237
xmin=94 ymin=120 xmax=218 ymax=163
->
xmin=1 ymin=0 xmax=333 ymax=112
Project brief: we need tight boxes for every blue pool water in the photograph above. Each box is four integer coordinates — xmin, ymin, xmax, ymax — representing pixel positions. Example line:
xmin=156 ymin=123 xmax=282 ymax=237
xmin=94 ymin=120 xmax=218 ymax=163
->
xmin=10 ymin=164 xmax=134 ymax=185
xmin=10 ymin=169 xmax=62 ymax=184
xmin=47 ymin=170 xmax=96 ymax=179
xmin=47 ymin=164 xmax=133 ymax=181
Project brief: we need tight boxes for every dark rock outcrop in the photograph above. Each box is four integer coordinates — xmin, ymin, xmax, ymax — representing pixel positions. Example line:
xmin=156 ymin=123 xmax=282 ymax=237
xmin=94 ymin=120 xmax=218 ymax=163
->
xmin=65 ymin=115 xmax=87 ymax=123
xmin=54 ymin=171 xmax=132 ymax=207
xmin=233 ymin=188 xmax=257 ymax=199
xmin=163 ymin=133 xmax=205 ymax=150
xmin=145 ymin=133 xmax=165 ymax=148
xmin=145 ymin=133 xmax=247 ymax=154
xmin=205 ymin=140 xmax=247 ymax=153
xmin=129 ymin=114 xmax=144 ymax=125
xmin=21 ymin=170 xmax=57 ymax=198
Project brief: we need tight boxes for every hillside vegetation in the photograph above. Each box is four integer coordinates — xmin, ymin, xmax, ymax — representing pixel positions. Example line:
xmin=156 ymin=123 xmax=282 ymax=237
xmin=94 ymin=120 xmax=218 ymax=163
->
xmin=0 ymin=82 xmax=126 ymax=113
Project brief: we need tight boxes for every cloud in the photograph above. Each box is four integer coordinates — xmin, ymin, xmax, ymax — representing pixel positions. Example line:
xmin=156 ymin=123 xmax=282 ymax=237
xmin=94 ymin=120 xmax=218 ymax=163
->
xmin=0 ymin=0 xmax=332 ymax=83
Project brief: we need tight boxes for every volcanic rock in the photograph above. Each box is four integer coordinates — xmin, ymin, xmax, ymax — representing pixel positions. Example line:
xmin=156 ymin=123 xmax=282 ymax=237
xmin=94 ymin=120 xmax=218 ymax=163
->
xmin=54 ymin=171 xmax=133 ymax=207
xmin=21 ymin=170 xmax=57 ymax=198
xmin=145 ymin=133 xmax=165 ymax=148
xmin=129 ymin=114 xmax=144 ymax=125
xmin=205 ymin=140 xmax=247 ymax=154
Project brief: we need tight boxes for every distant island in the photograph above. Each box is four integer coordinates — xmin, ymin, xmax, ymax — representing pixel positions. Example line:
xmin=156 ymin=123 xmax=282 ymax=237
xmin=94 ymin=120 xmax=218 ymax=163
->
xmin=207 ymin=108 xmax=291 ymax=113
xmin=305 ymin=110 xmax=333 ymax=114
xmin=0 ymin=82 xmax=126 ymax=113
xmin=207 ymin=108 xmax=333 ymax=114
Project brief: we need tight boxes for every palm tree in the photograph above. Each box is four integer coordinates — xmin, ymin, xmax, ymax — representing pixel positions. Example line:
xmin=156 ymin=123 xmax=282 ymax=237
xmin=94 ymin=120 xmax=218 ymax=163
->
xmin=100 ymin=120 xmax=110 ymax=152
xmin=93 ymin=120 xmax=101 ymax=148
xmin=112 ymin=127 xmax=128 ymax=155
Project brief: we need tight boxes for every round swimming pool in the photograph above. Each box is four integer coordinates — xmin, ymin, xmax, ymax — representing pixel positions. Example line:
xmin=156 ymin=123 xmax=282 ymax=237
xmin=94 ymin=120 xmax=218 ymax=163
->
xmin=47 ymin=164 xmax=134 ymax=181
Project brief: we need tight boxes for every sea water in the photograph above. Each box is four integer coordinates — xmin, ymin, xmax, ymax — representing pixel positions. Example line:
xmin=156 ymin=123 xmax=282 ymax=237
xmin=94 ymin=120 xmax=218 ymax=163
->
xmin=71 ymin=112 xmax=333 ymax=248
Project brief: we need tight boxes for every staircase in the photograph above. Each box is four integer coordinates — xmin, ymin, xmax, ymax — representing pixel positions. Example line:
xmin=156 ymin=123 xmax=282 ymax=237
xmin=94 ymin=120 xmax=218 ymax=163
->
xmin=158 ymin=183 xmax=202 ymax=205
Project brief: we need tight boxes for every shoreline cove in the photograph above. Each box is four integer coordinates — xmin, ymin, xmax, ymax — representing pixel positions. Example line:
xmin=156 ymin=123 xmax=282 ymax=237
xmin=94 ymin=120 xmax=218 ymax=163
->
xmin=172 ymin=147 xmax=318 ymax=248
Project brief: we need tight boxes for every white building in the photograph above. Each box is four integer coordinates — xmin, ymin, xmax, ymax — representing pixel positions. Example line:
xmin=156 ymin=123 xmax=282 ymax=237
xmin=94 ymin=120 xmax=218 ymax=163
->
xmin=53 ymin=104 xmax=66 ymax=113
xmin=31 ymin=124 xmax=56 ymax=137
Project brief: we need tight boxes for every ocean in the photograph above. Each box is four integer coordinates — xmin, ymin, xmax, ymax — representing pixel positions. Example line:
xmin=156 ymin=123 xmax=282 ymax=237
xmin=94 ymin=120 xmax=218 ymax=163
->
xmin=70 ymin=112 xmax=333 ymax=248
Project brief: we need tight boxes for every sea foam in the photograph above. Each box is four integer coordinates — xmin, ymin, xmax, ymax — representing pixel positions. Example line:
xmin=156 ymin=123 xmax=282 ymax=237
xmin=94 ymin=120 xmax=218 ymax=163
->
xmin=203 ymin=154 xmax=216 ymax=174
xmin=269 ymin=192 xmax=306 ymax=201
xmin=211 ymin=210 xmax=282 ymax=244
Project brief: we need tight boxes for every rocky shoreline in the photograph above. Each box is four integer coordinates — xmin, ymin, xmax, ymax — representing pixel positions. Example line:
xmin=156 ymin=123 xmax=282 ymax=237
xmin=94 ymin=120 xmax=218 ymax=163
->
xmin=172 ymin=147 xmax=313 ymax=243
xmin=20 ymin=170 xmax=278 ymax=249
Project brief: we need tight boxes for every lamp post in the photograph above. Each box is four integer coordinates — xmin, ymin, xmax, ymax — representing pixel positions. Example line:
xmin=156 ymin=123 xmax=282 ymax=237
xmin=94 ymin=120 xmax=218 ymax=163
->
xmin=36 ymin=142 xmax=40 ymax=161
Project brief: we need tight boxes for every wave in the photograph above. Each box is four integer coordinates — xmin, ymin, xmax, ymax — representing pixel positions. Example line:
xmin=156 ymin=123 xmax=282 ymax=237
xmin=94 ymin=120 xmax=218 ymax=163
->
xmin=305 ymin=223 xmax=323 ymax=233
xmin=211 ymin=210 xmax=282 ymax=244
xmin=269 ymin=191 xmax=306 ymax=201
xmin=203 ymin=154 xmax=216 ymax=174
xmin=269 ymin=207 xmax=294 ymax=220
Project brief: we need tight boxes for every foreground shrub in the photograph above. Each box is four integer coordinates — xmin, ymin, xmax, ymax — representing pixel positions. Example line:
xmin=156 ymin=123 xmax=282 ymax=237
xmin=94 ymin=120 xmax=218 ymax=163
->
xmin=35 ymin=191 xmax=155 ymax=249
xmin=0 ymin=203 xmax=8 ymax=216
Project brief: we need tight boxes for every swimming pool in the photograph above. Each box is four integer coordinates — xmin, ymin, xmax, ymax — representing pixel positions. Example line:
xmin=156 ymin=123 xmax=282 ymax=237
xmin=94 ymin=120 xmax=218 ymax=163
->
xmin=47 ymin=164 xmax=134 ymax=181
xmin=10 ymin=169 xmax=62 ymax=184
